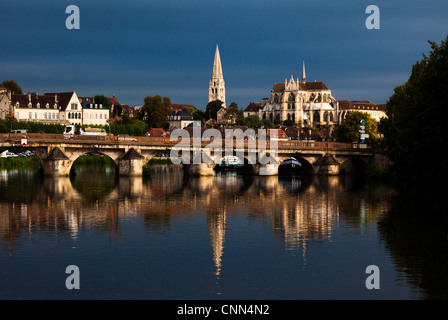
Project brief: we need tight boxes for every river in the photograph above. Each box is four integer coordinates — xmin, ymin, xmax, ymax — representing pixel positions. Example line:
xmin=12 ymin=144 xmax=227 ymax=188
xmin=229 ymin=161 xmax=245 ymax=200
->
xmin=0 ymin=165 xmax=447 ymax=300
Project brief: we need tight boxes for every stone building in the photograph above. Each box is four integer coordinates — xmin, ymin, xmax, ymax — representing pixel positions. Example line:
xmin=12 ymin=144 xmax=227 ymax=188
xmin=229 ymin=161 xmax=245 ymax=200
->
xmin=259 ymin=61 xmax=339 ymax=127
xmin=0 ymin=85 xmax=11 ymax=119
xmin=338 ymin=100 xmax=387 ymax=122
xmin=11 ymin=91 xmax=72 ymax=124
xmin=79 ymin=97 xmax=110 ymax=126
xmin=10 ymin=90 xmax=109 ymax=126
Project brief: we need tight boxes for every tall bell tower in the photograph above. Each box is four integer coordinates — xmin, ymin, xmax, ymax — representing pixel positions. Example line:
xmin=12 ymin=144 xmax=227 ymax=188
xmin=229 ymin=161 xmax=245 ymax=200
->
xmin=208 ymin=44 xmax=226 ymax=107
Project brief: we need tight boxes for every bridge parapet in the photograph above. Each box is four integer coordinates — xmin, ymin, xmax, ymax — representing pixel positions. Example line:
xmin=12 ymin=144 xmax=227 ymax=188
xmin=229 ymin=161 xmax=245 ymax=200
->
xmin=0 ymin=133 xmax=376 ymax=176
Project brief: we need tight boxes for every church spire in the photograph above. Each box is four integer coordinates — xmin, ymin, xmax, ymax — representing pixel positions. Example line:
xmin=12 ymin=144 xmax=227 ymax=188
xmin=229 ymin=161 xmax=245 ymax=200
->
xmin=302 ymin=60 xmax=306 ymax=82
xmin=209 ymin=44 xmax=226 ymax=107
xmin=212 ymin=44 xmax=223 ymax=78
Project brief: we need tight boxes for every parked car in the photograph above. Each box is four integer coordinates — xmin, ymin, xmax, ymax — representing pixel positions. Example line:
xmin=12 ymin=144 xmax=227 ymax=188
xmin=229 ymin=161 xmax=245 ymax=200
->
xmin=117 ymin=134 xmax=137 ymax=142
xmin=0 ymin=150 xmax=18 ymax=158
xmin=10 ymin=129 xmax=29 ymax=134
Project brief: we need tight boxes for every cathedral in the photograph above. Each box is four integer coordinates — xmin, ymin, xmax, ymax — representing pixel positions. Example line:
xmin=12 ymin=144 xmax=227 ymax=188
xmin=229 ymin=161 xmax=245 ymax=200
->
xmin=259 ymin=61 xmax=339 ymax=127
xmin=208 ymin=44 xmax=226 ymax=107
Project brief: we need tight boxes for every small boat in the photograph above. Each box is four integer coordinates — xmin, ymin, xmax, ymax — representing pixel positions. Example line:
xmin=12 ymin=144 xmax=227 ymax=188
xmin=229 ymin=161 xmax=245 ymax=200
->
xmin=215 ymin=156 xmax=244 ymax=171
xmin=279 ymin=157 xmax=301 ymax=174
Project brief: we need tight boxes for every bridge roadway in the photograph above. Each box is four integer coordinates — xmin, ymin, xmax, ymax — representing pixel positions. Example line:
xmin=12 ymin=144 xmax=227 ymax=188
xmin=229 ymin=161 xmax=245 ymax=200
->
xmin=0 ymin=132 xmax=375 ymax=176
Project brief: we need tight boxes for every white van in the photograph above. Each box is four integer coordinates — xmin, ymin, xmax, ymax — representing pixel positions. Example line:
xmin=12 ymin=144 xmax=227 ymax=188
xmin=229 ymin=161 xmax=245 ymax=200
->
xmin=10 ymin=129 xmax=29 ymax=134
xmin=64 ymin=125 xmax=76 ymax=135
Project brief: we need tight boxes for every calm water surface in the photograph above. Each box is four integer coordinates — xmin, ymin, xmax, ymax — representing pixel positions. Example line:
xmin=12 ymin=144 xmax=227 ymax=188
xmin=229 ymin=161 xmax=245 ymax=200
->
xmin=1 ymin=166 xmax=447 ymax=300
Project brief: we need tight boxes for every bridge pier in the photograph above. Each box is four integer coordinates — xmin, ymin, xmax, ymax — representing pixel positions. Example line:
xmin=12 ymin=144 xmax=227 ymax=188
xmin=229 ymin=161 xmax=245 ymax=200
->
xmin=314 ymin=154 xmax=340 ymax=175
xmin=254 ymin=163 xmax=278 ymax=176
xmin=42 ymin=147 xmax=73 ymax=176
xmin=184 ymin=163 xmax=215 ymax=176
xmin=118 ymin=148 xmax=146 ymax=176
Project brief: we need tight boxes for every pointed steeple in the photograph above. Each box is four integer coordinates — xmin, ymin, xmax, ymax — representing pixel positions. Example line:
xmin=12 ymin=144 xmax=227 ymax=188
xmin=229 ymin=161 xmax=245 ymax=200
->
xmin=212 ymin=44 xmax=223 ymax=78
xmin=209 ymin=44 xmax=226 ymax=106
xmin=302 ymin=60 xmax=306 ymax=82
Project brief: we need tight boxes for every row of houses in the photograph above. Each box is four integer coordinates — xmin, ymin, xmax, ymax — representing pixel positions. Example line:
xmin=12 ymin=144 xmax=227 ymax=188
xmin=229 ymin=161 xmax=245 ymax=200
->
xmin=0 ymin=86 xmax=140 ymax=126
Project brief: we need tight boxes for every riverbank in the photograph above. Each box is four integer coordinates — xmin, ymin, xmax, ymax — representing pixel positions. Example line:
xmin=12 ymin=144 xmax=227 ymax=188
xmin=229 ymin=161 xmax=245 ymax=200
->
xmin=0 ymin=156 xmax=42 ymax=171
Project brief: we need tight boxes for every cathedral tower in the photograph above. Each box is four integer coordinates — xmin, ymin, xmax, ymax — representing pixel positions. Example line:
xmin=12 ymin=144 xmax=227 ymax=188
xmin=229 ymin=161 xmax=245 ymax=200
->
xmin=209 ymin=44 xmax=226 ymax=107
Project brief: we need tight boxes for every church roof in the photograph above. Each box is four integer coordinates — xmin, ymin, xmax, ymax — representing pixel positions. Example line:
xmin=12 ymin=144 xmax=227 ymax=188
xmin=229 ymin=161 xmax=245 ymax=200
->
xmin=272 ymin=81 xmax=329 ymax=92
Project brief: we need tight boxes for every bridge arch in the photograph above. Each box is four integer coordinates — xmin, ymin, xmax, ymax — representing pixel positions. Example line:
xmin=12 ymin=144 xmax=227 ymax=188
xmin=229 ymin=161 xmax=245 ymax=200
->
xmin=340 ymin=156 xmax=369 ymax=175
xmin=277 ymin=155 xmax=315 ymax=176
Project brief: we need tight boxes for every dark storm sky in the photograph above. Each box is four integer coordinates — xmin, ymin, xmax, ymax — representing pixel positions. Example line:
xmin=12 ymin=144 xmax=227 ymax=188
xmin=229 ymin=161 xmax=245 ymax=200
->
xmin=1 ymin=0 xmax=447 ymax=108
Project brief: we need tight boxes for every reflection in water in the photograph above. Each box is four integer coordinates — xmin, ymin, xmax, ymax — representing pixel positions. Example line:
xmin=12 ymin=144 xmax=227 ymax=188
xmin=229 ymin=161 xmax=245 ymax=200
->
xmin=0 ymin=166 xmax=447 ymax=299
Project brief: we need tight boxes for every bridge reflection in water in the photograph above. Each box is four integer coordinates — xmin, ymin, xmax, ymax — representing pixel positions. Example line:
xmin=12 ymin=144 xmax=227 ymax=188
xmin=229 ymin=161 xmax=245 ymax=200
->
xmin=0 ymin=166 xmax=394 ymax=283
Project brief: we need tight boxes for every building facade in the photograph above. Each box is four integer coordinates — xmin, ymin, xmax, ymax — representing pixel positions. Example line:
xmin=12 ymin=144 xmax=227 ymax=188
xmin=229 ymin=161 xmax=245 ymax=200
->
xmin=259 ymin=62 xmax=339 ymax=127
xmin=167 ymin=109 xmax=194 ymax=129
xmin=80 ymin=97 xmax=110 ymax=126
xmin=10 ymin=90 xmax=110 ymax=126
xmin=338 ymin=100 xmax=387 ymax=122
xmin=0 ymin=85 xmax=11 ymax=120
xmin=11 ymin=92 xmax=69 ymax=124
xmin=208 ymin=44 xmax=226 ymax=107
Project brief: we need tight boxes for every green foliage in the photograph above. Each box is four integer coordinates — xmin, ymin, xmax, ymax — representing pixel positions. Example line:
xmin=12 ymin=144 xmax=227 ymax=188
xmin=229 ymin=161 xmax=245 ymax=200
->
xmin=0 ymin=156 xmax=42 ymax=170
xmin=242 ymin=115 xmax=261 ymax=128
xmin=263 ymin=120 xmax=275 ymax=128
xmin=142 ymin=95 xmax=171 ymax=128
xmin=379 ymin=34 xmax=448 ymax=192
xmin=109 ymin=119 xmax=147 ymax=136
xmin=205 ymin=100 xmax=223 ymax=120
xmin=192 ymin=109 xmax=205 ymax=121
xmin=0 ymin=119 xmax=65 ymax=133
xmin=1 ymin=80 xmax=22 ymax=94
xmin=334 ymin=111 xmax=378 ymax=143
xmin=283 ymin=119 xmax=294 ymax=126
xmin=93 ymin=95 xmax=111 ymax=108
xmin=223 ymin=102 xmax=243 ymax=123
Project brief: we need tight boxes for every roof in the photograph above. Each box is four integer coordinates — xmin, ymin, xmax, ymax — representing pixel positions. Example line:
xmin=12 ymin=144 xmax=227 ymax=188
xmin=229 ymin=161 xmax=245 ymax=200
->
xmin=339 ymin=100 xmax=387 ymax=111
xmin=12 ymin=92 xmax=73 ymax=111
xmin=171 ymin=104 xmax=197 ymax=115
xmin=46 ymin=147 xmax=69 ymax=160
xmin=315 ymin=154 xmax=339 ymax=165
xmin=272 ymin=81 xmax=329 ymax=92
xmin=244 ymin=102 xmax=262 ymax=112
xmin=146 ymin=128 xmax=168 ymax=137
xmin=108 ymin=95 xmax=119 ymax=105
xmin=268 ymin=129 xmax=288 ymax=139
xmin=44 ymin=92 xmax=75 ymax=111
xmin=168 ymin=109 xmax=193 ymax=120
xmin=121 ymin=148 xmax=144 ymax=160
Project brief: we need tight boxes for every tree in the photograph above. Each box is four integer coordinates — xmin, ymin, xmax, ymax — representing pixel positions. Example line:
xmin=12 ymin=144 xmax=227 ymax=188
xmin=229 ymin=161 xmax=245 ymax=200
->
xmin=192 ymin=109 xmax=205 ymax=121
xmin=1 ymin=80 xmax=22 ymax=94
xmin=142 ymin=95 xmax=171 ymax=128
xmin=379 ymin=35 xmax=448 ymax=192
xmin=334 ymin=111 xmax=378 ymax=143
xmin=111 ymin=103 xmax=123 ymax=117
xmin=93 ymin=95 xmax=111 ymax=109
xmin=205 ymin=100 xmax=223 ymax=120
xmin=223 ymin=102 xmax=243 ymax=124
xmin=243 ymin=115 xmax=261 ymax=128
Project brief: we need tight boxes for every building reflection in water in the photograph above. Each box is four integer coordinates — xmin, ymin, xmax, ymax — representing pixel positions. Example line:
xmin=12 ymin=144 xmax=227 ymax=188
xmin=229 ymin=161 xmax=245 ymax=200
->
xmin=0 ymin=167 xmax=392 ymax=280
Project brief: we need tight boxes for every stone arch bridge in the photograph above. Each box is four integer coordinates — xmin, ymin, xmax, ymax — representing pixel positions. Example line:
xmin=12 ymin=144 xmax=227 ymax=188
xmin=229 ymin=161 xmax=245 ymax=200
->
xmin=0 ymin=133 xmax=379 ymax=176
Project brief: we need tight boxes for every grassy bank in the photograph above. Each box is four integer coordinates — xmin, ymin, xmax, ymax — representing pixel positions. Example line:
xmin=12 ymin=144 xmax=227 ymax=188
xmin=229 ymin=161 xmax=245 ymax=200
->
xmin=72 ymin=155 xmax=117 ymax=168
xmin=0 ymin=156 xmax=42 ymax=171
xmin=142 ymin=157 xmax=175 ymax=176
